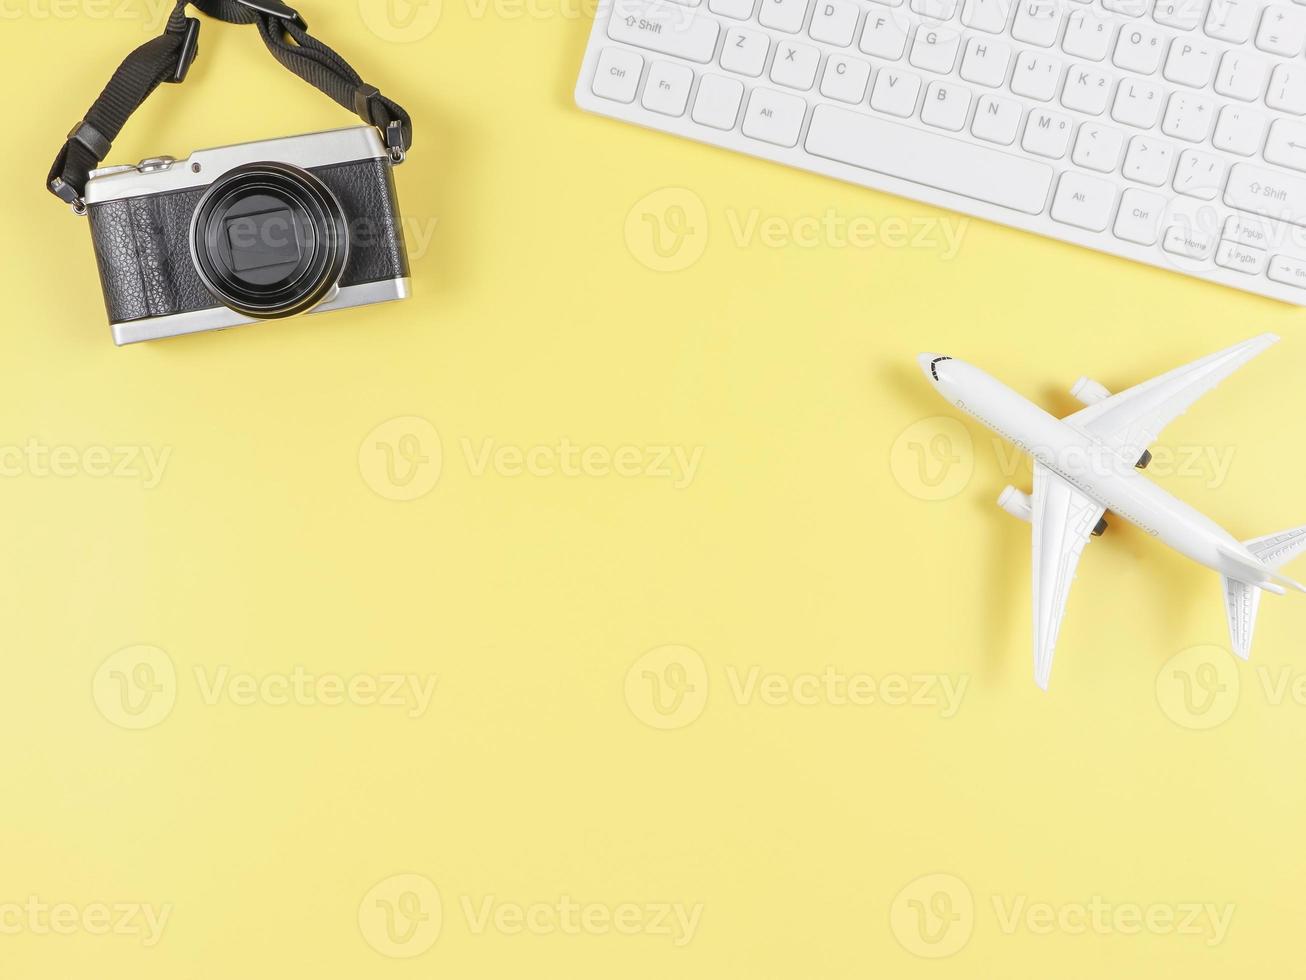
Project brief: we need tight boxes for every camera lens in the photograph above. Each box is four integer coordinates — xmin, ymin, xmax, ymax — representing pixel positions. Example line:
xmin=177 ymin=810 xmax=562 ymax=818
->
xmin=190 ymin=162 xmax=348 ymax=319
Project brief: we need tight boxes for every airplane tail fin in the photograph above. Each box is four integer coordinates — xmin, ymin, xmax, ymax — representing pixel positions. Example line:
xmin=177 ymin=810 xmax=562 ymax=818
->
xmin=1220 ymin=525 xmax=1306 ymax=659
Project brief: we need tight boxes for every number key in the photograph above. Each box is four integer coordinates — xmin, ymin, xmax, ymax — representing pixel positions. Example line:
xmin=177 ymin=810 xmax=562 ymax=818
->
xmin=1112 ymin=77 xmax=1164 ymax=127
xmin=1114 ymin=24 xmax=1166 ymax=72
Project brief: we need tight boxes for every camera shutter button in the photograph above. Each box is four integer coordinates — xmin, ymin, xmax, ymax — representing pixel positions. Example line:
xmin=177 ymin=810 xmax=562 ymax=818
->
xmin=136 ymin=156 xmax=175 ymax=173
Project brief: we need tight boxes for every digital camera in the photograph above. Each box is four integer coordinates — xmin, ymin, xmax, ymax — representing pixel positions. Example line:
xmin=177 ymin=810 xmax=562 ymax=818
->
xmin=83 ymin=126 xmax=410 ymax=345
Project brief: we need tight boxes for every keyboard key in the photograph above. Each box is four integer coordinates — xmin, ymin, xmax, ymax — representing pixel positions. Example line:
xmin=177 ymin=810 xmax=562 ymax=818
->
xmin=809 ymin=0 xmax=860 ymax=43
xmin=1214 ymin=51 xmax=1267 ymax=100
xmin=1062 ymin=9 xmax=1113 ymax=59
xmin=921 ymin=80 xmax=973 ymax=130
xmin=1153 ymin=0 xmax=1206 ymax=31
xmin=960 ymin=37 xmax=1012 ymax=86
xmin=972 ymin=94 xmax=1023 ymax=143
xmin=1165 ymin=224 xmax=1216 ymax=258
xmin=592 ymin=47 xmax=644 ymax=103
xmin=1103 ymin=0 xmax=1148 ymax=16
xmin=909 ymin=27 xmax=963 ymax=73
xmin=804 ymin=103 xmax=1054 ymax=213
xmin=1112 ymin=78 xmax=1164 ymax=127
xmin=1266 ymin=64 xmax=1306 ymax=113
xmin=642 ymin=60 xmax=694 ymax=115
xmin=1212 ymin=105 xmax=1265 ymax=154
xmin=608 ymin=0 xmax=720 ymax=62
xmin=742 ymin=87 xmax=808 ymax=145
xmin=1114 ymin=24 xmax=1166 ymax=73
xmin=692 ymin=73 xmax=745 ymax=128
xmin=1161 ymin=91 xmax=1215 ymax=141
xmin=961 ymin=0 xmax=1013 ymax=32
xmin=911 ymin=0 xmax=960 ymax=18
xmin=1172 ymin=148 xmax=1224 ymax=198
xmin=1224 ymin=213 xmax=1272 ymax=249
xmin=1123 ymin=135 xmax=1175 ymax=184
xmin=1265 ymin=119 xmax=1306 ymax=171
xmin=1011 ymin=51 xmax=1062 ymax=100
xmin=1163 ymin=38 xmax=1216 ymax=86
xmin=709 ymin=0 xmax=755 ymax=17
xmin=1268 ymin=254 xmax=1306 ymax=286
xmin=1051 ymin=171 xmax=1116 ymax=230
xmin=820 ymin=55 xmax=873 ymax=102
xmin=721 ymin=27 xmax=770 ymax=76
xmin=1225 ymin=163 xmax=1306 ymax=226
xmin=1216 ymin=239 xmax=1268 ymax=271
xmin=1021 ymin=108 xmax=1074 ymax=157
xmin=758 ymin=0 xmax=811 ymax=30
xmin=1012 ymin=0 xmax=1063 ymax=45
xmin=1255 ymin=5 xmax=1306 ymax=54
xmin=1205 ymin=0 xmax=1259 ymax=41
xmin=860 ymin=10 xmax=910 ymax=58
xmin=771 ymin=40 xmax=821 ymax=89
xmin=758 ymin=0 xmax=811 ymax=31
xmin=869 ymin=67 xmax=922 ymax=116
xmin=1072 ymin=122 xmax=1125 ymax=170
xmin=1061 ymin=64 xmax=1111 ymax=113
xmin=1114 ymin=187 xmax=1167 ymax=243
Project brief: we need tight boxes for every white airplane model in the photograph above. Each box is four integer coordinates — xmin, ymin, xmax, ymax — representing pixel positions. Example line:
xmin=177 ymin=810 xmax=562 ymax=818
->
xmin=919 ymin=334 xmax=1306 ymax=690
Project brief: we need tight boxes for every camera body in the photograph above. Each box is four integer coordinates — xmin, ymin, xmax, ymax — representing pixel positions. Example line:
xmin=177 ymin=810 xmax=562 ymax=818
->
xmin=84 ymin=126 xmax=410 ymax=345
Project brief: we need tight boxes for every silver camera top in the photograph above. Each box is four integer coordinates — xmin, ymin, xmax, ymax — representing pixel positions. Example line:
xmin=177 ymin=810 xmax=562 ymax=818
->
xmin=83 ymin=126 xmax=389 ymax=206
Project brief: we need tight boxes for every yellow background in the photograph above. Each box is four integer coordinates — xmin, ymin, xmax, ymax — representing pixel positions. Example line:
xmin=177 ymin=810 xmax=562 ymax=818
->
xmin=3 ymin=0 xmax=1305 ymax=975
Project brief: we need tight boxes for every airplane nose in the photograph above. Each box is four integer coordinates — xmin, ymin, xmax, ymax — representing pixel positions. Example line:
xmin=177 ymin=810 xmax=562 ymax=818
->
xmin=918 ymin=353 xmax=947 ymax=381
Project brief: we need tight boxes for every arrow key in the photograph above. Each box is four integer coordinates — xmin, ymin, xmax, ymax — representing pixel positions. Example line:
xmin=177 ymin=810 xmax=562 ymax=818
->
xmin=1265 ymin=119 xmax=1306 ymax=172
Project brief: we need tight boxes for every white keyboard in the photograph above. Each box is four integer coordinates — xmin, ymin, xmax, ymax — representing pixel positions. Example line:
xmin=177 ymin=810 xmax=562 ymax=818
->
xmin=575 ymin=0 xmax=1306 ymax=302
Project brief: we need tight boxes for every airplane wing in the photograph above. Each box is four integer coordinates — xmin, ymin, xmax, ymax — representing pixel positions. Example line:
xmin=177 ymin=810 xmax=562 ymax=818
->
xmin=1031 ymin=463 xmax=1104 ymax=690
xmin=1063 ymin=334 xmax=1279 ymax=465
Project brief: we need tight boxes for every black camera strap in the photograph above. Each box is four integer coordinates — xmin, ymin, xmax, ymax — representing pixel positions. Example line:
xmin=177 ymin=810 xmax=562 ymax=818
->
xmin=47 ymin=0 xmax=413 ymax=211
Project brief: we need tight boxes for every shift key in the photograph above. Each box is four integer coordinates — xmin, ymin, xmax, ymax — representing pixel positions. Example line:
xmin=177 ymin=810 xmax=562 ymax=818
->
xmin=1224 ymin=164 xmax=1306 ymax=228
xmin=608 ymin=0 xmax=720 ymax=63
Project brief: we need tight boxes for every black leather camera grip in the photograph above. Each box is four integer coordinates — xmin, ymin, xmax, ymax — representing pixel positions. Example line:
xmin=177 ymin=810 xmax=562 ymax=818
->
xmin=88 ymin=158 xmax=409 ymax=324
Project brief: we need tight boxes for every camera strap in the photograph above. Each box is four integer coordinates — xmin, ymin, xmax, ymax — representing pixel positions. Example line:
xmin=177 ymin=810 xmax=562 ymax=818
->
xmin=46 ymin=0 xmax=413 ymax=211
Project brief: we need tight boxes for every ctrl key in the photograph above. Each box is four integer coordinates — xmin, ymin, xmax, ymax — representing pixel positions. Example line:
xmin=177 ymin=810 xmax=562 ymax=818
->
xmin=1268 ymin=254 xmax=1306 ymax=288
xmin=592 ymin=48 xmax=644 ymax=103
xmin=1113 ymin=188 xmax=1166 ymax=246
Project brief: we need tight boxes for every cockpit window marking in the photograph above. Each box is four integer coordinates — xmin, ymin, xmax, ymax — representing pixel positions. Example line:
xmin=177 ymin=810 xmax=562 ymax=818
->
xmin=929 ymin=356 xmax=952 ymax=381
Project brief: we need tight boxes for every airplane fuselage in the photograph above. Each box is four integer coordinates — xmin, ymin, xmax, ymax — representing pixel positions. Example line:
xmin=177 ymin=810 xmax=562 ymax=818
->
xmin=932 ymin=357 xmax=1267 ymax=583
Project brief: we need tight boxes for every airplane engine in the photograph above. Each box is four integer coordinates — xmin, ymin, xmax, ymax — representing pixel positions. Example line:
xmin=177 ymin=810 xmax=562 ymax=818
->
xmin=998 ymin=485 xmax=1032 ymax=523
xmin=1071 ymin=376 xmax=1110 ymax=405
